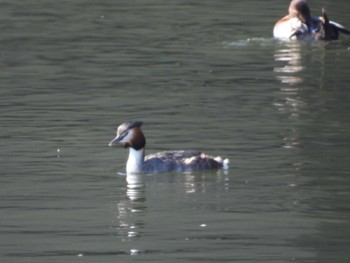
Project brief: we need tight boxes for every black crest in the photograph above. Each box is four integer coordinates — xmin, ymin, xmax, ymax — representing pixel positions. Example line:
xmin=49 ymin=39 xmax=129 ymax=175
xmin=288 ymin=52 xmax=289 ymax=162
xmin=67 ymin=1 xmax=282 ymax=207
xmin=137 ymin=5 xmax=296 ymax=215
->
xmin=125 ymin=121 xmax=143 ymax=130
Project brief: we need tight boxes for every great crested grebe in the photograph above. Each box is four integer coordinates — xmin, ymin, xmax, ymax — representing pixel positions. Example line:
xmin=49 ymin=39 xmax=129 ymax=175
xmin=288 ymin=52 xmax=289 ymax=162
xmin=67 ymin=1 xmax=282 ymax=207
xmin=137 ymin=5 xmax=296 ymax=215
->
xmin=108 ymin=121 xmax=229 ymax=174
xmin=273 ymin=0 xmax=350 ymax=40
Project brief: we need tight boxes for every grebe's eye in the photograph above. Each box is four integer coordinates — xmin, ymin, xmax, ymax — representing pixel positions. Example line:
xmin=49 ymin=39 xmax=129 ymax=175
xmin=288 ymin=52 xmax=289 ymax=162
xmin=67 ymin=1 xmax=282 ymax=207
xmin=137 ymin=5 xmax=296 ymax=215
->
xmin=119 ymin=131 xmax=128 ymax=140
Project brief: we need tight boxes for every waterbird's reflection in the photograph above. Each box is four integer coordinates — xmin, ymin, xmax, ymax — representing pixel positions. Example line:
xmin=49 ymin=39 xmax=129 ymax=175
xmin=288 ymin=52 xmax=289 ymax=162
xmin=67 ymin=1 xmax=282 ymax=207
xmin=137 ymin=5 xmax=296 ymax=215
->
xmin=274 ymin=41 xmax=304 ymax=85
xmin=273 ymin=41 xmax=305 ymax=150
xmin=114 ymin=170 xmax=231 ymax=250
xmin=126 ymin=174 xmax=145 ymax=191
xmin=115 ymin=174 xmax=146 ymax=244
xmin=183 ymin=170 xmax=230 ymax=194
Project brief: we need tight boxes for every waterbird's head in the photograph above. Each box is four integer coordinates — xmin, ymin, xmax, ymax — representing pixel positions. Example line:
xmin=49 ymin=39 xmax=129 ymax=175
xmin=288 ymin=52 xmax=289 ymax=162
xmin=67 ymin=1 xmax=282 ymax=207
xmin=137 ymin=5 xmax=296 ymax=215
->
xmin=288 ymin=0 xmax=312 ymax=22
xmin=108 ymin=121 xmax=146 ymax=150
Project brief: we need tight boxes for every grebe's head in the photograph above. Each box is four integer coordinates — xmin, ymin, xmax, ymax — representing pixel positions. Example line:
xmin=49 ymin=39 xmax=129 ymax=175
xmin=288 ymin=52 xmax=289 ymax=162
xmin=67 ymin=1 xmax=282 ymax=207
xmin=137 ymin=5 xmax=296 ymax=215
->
xmin=108 ymin=121 xmax=146 ymax=150
xmin=288 ymin=0 xmax=312 ymax=22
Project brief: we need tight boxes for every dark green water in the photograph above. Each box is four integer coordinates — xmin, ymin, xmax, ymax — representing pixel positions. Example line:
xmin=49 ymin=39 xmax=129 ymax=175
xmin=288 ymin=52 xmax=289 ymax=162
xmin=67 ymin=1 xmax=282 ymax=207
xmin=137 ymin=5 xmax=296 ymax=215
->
xmin=1 ymin=0 xmax=350 ymax=262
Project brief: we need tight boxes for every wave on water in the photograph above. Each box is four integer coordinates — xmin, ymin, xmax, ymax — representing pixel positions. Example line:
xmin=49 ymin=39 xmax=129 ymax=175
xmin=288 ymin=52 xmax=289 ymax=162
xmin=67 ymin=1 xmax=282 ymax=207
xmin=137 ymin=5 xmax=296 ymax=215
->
xmin=223 ymin=38 xmax=274 ymax=47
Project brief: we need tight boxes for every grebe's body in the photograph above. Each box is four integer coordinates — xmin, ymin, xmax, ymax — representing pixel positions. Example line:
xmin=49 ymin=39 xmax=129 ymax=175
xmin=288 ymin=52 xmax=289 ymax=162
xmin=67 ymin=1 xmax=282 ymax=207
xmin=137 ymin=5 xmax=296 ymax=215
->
xmin=108 ymin=121 xmax=229 ymax=174
xmin=273 ymin=0 xmax=350 ymax=40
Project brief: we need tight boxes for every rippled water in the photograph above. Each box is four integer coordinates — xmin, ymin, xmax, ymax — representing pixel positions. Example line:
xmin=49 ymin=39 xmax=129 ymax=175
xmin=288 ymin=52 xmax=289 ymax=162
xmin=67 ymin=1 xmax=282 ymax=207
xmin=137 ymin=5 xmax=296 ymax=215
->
xmin=1 ymin=0 xmax=350 ymax=262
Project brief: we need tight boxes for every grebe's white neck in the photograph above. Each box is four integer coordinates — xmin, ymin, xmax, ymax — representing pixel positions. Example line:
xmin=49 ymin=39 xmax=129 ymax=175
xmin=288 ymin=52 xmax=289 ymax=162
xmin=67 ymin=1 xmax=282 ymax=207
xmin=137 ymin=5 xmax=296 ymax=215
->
xmin=126 ymin=147 xmax=145 ymax=174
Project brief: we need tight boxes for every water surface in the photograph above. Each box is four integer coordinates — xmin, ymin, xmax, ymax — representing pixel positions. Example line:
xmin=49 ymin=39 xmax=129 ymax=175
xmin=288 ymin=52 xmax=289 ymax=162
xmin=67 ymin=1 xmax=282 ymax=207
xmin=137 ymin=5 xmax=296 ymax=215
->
xmin=1 ymin=0 xmax=350 ymax=262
